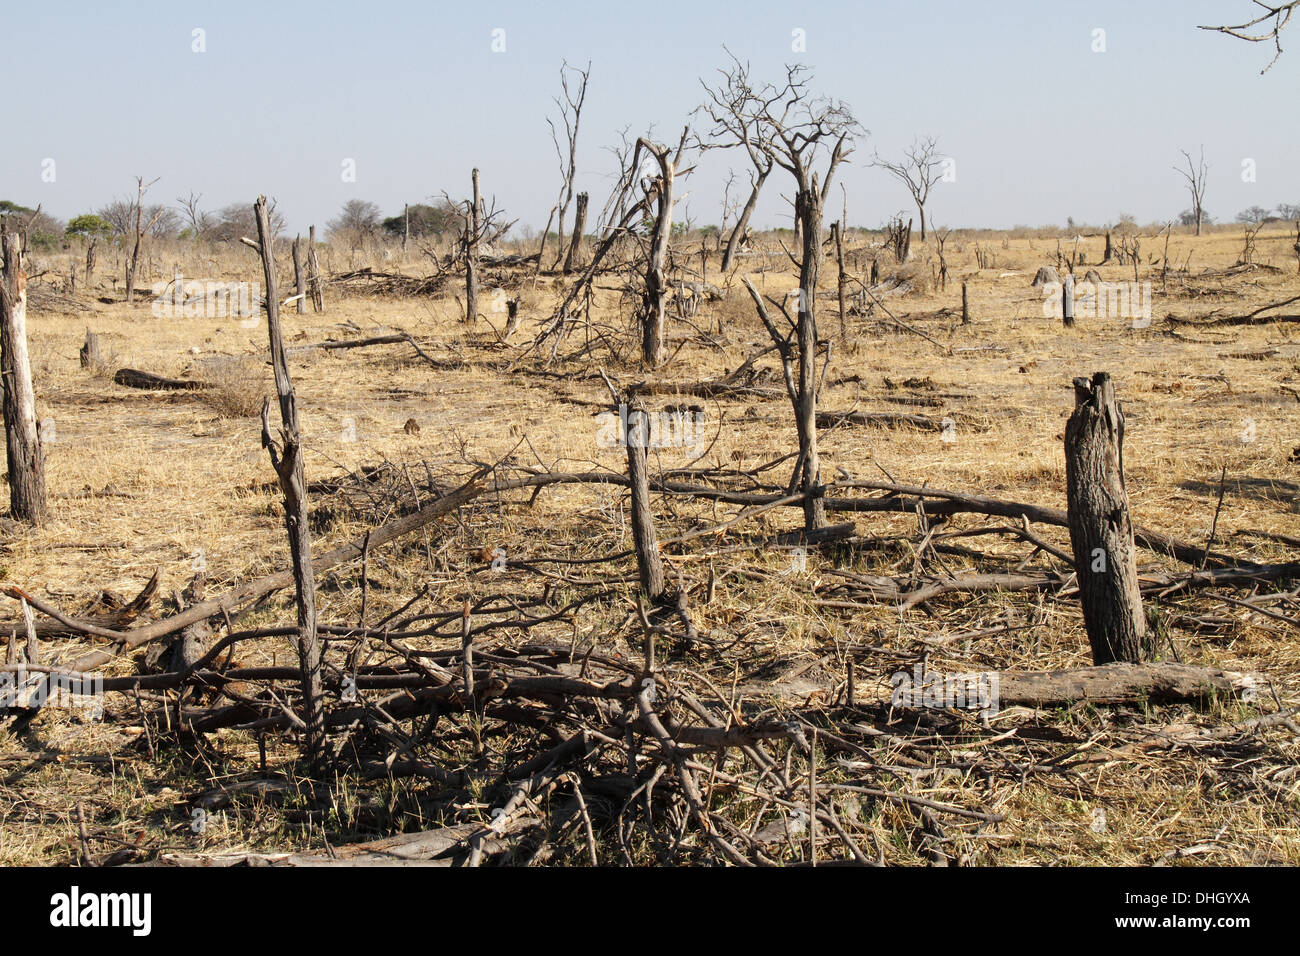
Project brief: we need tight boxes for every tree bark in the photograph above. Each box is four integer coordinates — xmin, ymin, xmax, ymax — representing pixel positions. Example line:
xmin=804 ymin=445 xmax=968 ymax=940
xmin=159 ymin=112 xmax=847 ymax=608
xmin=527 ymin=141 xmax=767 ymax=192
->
xmin=251 ymin=196 xmax=325 ymax=765
xmin=0 ymin=227 xmax=47 ymax=525
xmin=1064 ymin=372 xmax=1146 ymax=664
xmin=721 ymin=165 xmax=768 ymax=274
xmin=624 ymin=398 xmax=665 ymax=604
xmin=562 ymin=192 xmax=588 ymax=275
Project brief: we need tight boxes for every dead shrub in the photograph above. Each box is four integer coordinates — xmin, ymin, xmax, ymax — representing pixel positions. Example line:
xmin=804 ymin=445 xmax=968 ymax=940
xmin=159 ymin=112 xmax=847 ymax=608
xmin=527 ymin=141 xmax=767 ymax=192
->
xmin=193 ymin=356 xmax=268 ymax=418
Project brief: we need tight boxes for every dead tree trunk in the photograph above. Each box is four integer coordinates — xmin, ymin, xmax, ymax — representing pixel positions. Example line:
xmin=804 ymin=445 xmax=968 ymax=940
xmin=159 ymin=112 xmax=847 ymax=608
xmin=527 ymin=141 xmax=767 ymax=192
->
xmin=794 ymin=186 xmax=827 ymax=532
xmin=292 ymin=235 xmax=306 ymax=315
xmin=402 ymin=203 xmax=409 ymax=256
xmin=832 ymin=221 xmax=848 ymax=342
xmin=0 ymin=227 xmax=47 ymax=525
xmin=1065 ymin=372 xmax=1147 ymax=665
xmin=1063 ymin=273 xmax=1075 ymax=328
xmin=465 ymin=168 xmax=481 ymax=323
xmin=961 ymin=281 xmax=970 ymax=325
xmin=639 ymin=141 xmax=676 ymax=368
xmin=624 ymin=398 xmax=665 ymax=604
xmin=79 ymin=329 xmax=102 ymax=370
xmin=307 ymin=225 xmax=324 ymax=313
xmin=562 ymin=192 xmax=588 ymax=274
xmin=85 ymin=239 xmax=97 ymax=285
xmin=721 ymin=165 xmax=769 ymax=274
xmin=247 ymin=197 xmax=325 ymax=765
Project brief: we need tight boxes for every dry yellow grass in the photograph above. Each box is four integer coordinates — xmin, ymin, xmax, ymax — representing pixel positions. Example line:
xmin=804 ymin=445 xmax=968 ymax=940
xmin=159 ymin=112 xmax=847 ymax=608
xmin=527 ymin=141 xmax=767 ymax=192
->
xmin=2 ymin=223 xmax=1297 ymax=865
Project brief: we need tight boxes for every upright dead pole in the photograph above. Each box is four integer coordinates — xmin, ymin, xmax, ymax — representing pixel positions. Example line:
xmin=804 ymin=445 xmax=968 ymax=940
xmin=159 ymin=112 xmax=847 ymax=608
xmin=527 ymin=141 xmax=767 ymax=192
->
xmin=292 ymin=235 xmax=306 ymax=314
xmin=1062 ymin=273 xmax=1075 ymax=328
xmin=638 ymin=138 xmax=677 ymax=368
xmin=624 ymin=396 xmax=666 ymax=604
xmin=0 ymin=226 xmax=47 ymax=525
xmin=125 ymin=176 xmax=161 ymax=304
xmin=465 ymin=168 xmax=481 ymax=323
xmin=832 ymin=221 xmax=848 ymax=342
xmin=1064 ymin=372 xmax=1147 ymax=664
xmin=307 ymin=225 xmax=324 ymax=312
xmin=961 ymin=281 xmax=970 ymax=325
xmin=247 ymin=196 xmax=325 ymax=765
xmin=402 ymin=203 xmax=409 ymax=256
xmin=562 ymin=191 xmax=588 ymax=274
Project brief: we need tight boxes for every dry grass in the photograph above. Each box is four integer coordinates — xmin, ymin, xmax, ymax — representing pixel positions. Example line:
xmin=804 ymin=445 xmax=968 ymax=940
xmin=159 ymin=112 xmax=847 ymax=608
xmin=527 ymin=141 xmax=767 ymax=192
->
xmin=1 ymin=224 xmax=1297 ymax=866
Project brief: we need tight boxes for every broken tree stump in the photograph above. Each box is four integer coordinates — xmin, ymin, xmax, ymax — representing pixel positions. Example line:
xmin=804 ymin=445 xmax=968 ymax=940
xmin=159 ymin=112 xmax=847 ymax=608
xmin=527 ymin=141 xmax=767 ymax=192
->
xmin=1062 ymin=273 xmax=1075 ymax=328
xmin=79 ymin=329 xmax=103 ymax=369
xmin=1065 ymin=372 xmax=1146 ymax=664
xmin=625 ymin=398 xmax=665 ymax=604
xmin=0 ymin=226 xmax=48 ymax=525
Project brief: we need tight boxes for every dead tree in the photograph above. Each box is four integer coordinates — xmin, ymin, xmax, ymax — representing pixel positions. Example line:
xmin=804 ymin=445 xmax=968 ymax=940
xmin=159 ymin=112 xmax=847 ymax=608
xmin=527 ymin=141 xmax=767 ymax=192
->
xmin=706 ymin=64 xmax=856 ymax=532
xmin=1176 ymin=147 xmax=1209 ymax=237
xmin=176 ymin=192 xmax=209 ymax=240
xmin=292 ymin=235 xmax=306 ymax=314
xmin=934 ymin=229 xmax=950 ymax=291
xmin=0 ymin=225 xmax=47 ymax=525
xmin=1065 ymin=372 xmax=1147 ymax=664
xmin=961 ymin=281 xmax=970 ymax=325
xmin=540 ymin=60 xmax=591 ymax=271
xmin=699 ymin=55 xmax=793 ymax=276
xmin=243 ymin=197 xmax=325 ymax=764
xmin=831 ymin=221 xmax=848 ymax=341
xmin=562 ymin=192 xmax=588 ymax=274
xmin=884 ymin=214 xmax=912 ymax=263
xmin=466 ymin=169 xmax=481 ymax=323
xmin=873 ymin=136 xmax=944 ymax=242
xmin=307 ymin=225 xmax=324 ymax=312
xmin=638 ymin=137 xmax=681 ymax=368
xmin=1062 ymin=273 xmax=1075 ymax=328
xmin=448 ymin=172 xmax=514 ymax=325
xmin=125 ymin=176 xmax=163 ymax=303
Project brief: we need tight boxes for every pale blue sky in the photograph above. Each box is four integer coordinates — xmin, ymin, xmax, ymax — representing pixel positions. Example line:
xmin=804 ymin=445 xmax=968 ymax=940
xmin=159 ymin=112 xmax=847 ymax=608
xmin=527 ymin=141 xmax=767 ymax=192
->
xmin=4 ymin=0 xmax=1296 ymax=234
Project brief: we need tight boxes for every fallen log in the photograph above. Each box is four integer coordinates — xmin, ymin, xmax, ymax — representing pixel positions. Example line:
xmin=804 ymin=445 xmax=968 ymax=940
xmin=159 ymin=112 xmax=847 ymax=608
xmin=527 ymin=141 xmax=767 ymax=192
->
xmin=113 ymin=368 xmax=210 ymax=391
xmin=284 ymin=333 xmax=412 ymax=356
xmin=817 ymin=410 xmax=942 ymax=431
xmin=995 ymin=662 xmax=1251 ymax=706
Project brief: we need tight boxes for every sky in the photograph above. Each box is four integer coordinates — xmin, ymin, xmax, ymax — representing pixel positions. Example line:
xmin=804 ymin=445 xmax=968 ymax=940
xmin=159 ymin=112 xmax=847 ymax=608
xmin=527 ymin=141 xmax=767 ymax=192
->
xmin=3 ymin=0 xmax=1297 ymax=235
